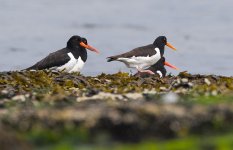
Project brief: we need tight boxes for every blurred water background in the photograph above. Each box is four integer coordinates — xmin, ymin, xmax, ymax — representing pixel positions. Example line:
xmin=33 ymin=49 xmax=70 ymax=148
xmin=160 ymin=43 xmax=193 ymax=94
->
xmin=0 ymin=0 xmax=232 ymax=76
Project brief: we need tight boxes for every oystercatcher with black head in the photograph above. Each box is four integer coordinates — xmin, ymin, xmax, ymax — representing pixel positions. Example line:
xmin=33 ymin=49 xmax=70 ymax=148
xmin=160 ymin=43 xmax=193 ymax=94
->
xmin=26 ymin=35 xmax=99 ymax=73
xmin=135 ymin=57 xmax=179 ymax=78
xmin=107 ymin=36 xmax=176 ymax=74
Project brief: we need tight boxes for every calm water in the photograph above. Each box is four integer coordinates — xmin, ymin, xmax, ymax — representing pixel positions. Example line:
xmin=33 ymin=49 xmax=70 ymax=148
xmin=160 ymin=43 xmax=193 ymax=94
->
xmin=0 ymin=0 xmax=232 ymax=76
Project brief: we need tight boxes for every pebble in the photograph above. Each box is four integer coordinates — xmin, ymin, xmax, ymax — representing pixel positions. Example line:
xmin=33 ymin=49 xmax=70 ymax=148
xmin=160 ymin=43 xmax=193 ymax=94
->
xmin=160 ymin=87 xmax=167 ymax=91
xmin=124 ymin=93 xmax=143 ymax=100
xmin=77 ymin=92 xmax=144 ymax=102
xmin=181 ymin=78 xmax=188 ymax=83
xmin=211 ymin=90 xmax=218 ymax=96
xmin=93 ymin=78 xmax=101 ymax=82
xmin=188 ymin=82 xmax=194 ymax=87
xmin=77 ymin=92 xmax=124 ymax=102
xmin=176 ymin=79 xmax=181 ymax=84
xmin=204 ymin=78 xmax=211 ymax=85
xmin=143 ymin=89 xmax=157 ymax=94
xmin=12 ymin=95 xmax=26 ymax=102
xmin=175 ymin=88 xmax=188 ymax=94
xmin=1 ymin=90 xmax=8 ymax=94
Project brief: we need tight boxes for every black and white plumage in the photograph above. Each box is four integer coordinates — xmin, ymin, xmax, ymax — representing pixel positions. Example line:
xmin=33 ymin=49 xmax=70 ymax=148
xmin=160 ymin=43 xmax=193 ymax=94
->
xmin=149 ymin=57 xmax=167 ymax=77
xmin=135 ymin=57 xmax=178 ymax=78
xmin=26 ymin=35 xmax=99 ymax=73
xmin=107 ymin=36 xmax=176 ymax=75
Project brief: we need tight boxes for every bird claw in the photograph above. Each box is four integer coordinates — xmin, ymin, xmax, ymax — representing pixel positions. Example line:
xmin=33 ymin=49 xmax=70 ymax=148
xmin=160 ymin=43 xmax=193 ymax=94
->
xmin=145 ymin=70 xmax=155 ymax=75
xmin=137 ymin=69 xmax=155 ymax=75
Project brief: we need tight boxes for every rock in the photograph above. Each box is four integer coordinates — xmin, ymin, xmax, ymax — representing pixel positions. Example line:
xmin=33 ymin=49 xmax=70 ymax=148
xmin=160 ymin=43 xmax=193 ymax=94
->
xmin=160 ymin=87 xmax=167 ymax=91
xmin=77 ymin=92 xmax=125 ymax=102
xmin=204 ymin=78 xmax=211 ymax=85
xmin=124 ymin=93 xmax=143 ymax=100
xmin=181 ymin=78 xmax=188 ymax=83
xmin=0 ymin=70 xmax=233 ymax=146
xmin=211 ymin=90 xmax=218 ymax=96
xmin=12 ymin=95 xmax=26 ymax=102
xmin=188 ymin=82 xmax=194 ymax=87
xmin=1 ymin=90 xmax=8 ymax=94
xmin=143 ymin=89 xmax=157 ymax=94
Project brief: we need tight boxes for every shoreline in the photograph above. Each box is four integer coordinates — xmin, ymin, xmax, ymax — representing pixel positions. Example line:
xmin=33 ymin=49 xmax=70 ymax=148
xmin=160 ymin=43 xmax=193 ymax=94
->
xmin=0 ymin=70 xmax=233 ymax=149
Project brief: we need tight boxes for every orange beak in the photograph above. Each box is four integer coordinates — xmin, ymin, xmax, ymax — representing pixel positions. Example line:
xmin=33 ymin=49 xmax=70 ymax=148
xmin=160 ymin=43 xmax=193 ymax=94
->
xmin=80 ymin=42 xmax=100 ymax=53
xmin=166 ymin=42 xmax=177 ymax=51
xmin=164 ymin=61 xmax=179 ymax=70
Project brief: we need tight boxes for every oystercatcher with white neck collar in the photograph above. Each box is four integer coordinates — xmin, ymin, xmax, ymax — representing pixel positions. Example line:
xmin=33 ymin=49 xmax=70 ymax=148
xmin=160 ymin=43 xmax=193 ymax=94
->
xmin=26 ymin=35 xmax=99 ymax=73
xmin=107 ymin=36 xmax=176 ymax=74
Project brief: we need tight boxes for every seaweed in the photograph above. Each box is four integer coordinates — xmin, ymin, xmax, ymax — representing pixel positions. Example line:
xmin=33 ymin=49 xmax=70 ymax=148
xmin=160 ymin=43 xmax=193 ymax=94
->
xmin=0 ymin=70 xmax=233 ymax=149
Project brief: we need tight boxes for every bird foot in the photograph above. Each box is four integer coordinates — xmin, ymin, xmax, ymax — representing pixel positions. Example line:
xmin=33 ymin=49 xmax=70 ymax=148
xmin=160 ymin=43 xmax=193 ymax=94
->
xmin=144 ymin=70 xmax=155 ymax=75
xmin=137 ymin=69 xmax=155 ymax=75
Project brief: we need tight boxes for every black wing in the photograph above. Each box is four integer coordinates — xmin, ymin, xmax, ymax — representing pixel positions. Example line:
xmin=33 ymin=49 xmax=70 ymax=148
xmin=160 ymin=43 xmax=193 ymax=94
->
xmin=107 ymin=44 xmax=155 ymax=62
xmin=26 ymin=48 xmax=70 ymax=70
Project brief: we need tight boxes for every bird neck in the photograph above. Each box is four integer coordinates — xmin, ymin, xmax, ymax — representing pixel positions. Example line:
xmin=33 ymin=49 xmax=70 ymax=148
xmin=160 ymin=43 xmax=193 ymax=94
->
xmin=153 ymin=41 xmax=165 ymax=56
xmin=68 ymin=47 xmax=87 ymax=61
xmin=159 ymin=46 xmax=165 ymax=56
xmin=154 ymin=44 xmax=165 ymax=56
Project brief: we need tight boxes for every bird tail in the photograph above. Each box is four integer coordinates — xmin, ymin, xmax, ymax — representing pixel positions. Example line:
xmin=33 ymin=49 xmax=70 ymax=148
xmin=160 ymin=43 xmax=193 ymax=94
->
xmin=107 ymin=56 xmax=117 ymax=62
xmin=25 ymin=65 xmax=37 ymax=70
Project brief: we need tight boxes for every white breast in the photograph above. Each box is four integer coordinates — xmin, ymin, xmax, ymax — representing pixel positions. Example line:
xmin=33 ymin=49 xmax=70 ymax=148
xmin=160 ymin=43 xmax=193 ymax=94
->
xmin=69 ymin=57 xmax=85 ymax=73
xmin=56 ymin=52 xmax=76 ymax=72
xmin=56 ymin=52 xmax=85 ymax=73
xmin=117 ymin=48 xmax=161 ymax=69
xmin=156 ymin=70 xmax=163 ymax=78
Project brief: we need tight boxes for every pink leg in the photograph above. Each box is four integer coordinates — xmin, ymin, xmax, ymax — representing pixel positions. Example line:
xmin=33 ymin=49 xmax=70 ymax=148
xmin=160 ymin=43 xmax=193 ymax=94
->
xmin=136 ymin=67 xmax=155 ymax=75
